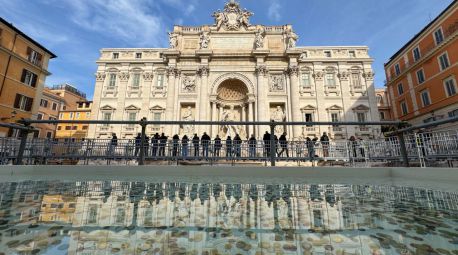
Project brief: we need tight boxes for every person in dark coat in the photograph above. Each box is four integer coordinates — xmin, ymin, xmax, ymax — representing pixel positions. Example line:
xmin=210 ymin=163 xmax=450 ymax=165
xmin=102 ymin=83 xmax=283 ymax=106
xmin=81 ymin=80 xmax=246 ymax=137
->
xmin=151 ymin=133 xmax=160 ymax=157
xmin=172 ymin=134 xmax=180 ymax=157
xmin=320 ymin=132 xmax=330 ymax=157
xmin=349 ymin=136 xmax=357 ymax=158
xmin=134 ymin=133 xmax=141 ymax=156
xmin=109 ymin=133 xmax=118 ymax=156
xmin=233 ymin=134 xmax=242 ymax=158
xmin=226 ymin=136 xmax=232 ymax=159
xmin=192 ymin=134 xmax=200 ymax=158
xmin=278 ymin=132 xmax=289 ymax=157
xmin=159 ymin=133 xmax=168 ymax=157
xmin=263 ymin=131 xmax=271 ymax=157
xmin=214 ymin=135 xmax=222 ymax=158
xmin=201 ymin=132 xmax=211 ymax=158
xmin=248 ymin=134 xmax=257 ymax=158
xmin=182 ymin=135 xmax=189 ymax=158
xmin=306 ymin=137 xmax=315 ymax=161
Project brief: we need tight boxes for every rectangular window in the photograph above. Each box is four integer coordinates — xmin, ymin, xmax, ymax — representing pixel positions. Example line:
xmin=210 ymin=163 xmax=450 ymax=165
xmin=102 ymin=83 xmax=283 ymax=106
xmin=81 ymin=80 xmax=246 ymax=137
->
xmin=40 ymin=99 xmax=48 ymax=108
xmin=153 ymin=112 xmax=161 ymax=127
xmin=128 ymin=112 xmax=137 ymax=121
xmin=72 ymin=126 xmax=77 ymax=130
xmin=448 ymin=109 xmax=458 ymax=118
xmin=304 ymin=113 xmax=313 ymax=127
xmin=421 ymin=90 xmax=431 ymax=107
xmin=357 ymin=112 xmax=366 ymax=123
xmin=395 ymin=64 xmax=401 ymax=76
xmin=157 ymin=74 xmax=164 ymax=88
xmin=301 ymin=73 xmax=310 ymax=87
xmin=103 ymin=112 xmax=112 ymax=126
xmin=445 ymin=77 xmax=457 ymax=97
xmin=438 ymin=53 xmax=450 ymax=71
xmin=380 ymin=112 xmax=385 ymax=120
xmin=413 ymin=47 xmax=421 ymax=62
xmin=397 ymin=83 xmax=404 ymax=95
xmin=109 ymin=73 xmax=117 ymax=87
xmin=59 ymin=113 xmax=63 ymax=119
xmin=27 ymin=47 xmax=42 ymax=66
xmin=69 ymin=112 xmax=73 ymax=119
xmin=136 ymin=53 xmax=142 ymax=59
xmin=86 ymin=112 xmax=91 ymax=118
xmin=82 ymin=125 xmax=88 ymax=130
xmin=52 ymin=102 xmax=58 ymax=111
xmin=46 ymin=132 xmax=52 ymax=139
xmin=434 ymin=28 xmax=444 ymax=45
xmin=351 ymin=73 xmax=360 ymax=87
xmin=65 ymin=126 xmax=71 ymax=130
xmin=57 ymin=126 xmax=62 ymax=130
xmin=132 ymin=73 xmax=140 ymax=88
xmin=37 ymin=113 xmax=43 ymax=120
xmin=113 ymin=53 xmax=119 ymax=59
xmin=331 ymin=113 xmax=339 ymax=122
xmin=324 ymin=51 xmax=331 ymax=57
xmin=401 ymin=101 xmax=408 ymax=115
xmin=325 ymin=73 xmax=335 ymax=86
xmin=76 ymin=113 xmax=80 ymax=119
xmin=416 ymin=69 xmax=425 ymax=84
xmin=21 ymin=69 xmax=38 ymax=87
xmin=349 ymin=50 xmax=356 ymax=58
xmin=14 ymin=94 xmax=33 ymax=111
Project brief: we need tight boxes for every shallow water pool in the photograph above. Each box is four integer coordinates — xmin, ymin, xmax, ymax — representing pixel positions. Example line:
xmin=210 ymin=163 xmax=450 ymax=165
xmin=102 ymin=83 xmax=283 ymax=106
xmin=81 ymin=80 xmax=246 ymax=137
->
xmin=0 ymin=181 xmax=457 ymax=255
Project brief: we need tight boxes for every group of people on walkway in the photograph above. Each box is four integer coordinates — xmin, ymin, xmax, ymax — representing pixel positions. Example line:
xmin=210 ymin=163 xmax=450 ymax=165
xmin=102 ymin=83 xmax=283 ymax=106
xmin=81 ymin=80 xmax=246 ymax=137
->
xmin=107 ymin=131 xmax=366 ymax=161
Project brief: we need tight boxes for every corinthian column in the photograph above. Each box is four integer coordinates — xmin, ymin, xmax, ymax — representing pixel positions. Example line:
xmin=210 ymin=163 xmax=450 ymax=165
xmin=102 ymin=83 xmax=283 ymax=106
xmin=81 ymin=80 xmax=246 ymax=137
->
xmin=288 ymin=65 xmax=301 ymax=138
xmin=211 ymin=100 xmax=218 ymax=137
xmin=255 ymin=65 xmax=268 ymax=136
xmin=198 ymin=66 xmax=209 ymax=134
xmin=165 ymin=67 xmax=178 ymax=136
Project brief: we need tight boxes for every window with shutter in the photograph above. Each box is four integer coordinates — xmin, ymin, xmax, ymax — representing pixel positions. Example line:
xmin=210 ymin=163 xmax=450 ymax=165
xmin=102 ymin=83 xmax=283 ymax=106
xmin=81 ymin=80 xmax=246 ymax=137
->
xmin=25 ymin=97 xmax=33 ymax=111
xmin=14 ymin=94 xmax=21 ymax=109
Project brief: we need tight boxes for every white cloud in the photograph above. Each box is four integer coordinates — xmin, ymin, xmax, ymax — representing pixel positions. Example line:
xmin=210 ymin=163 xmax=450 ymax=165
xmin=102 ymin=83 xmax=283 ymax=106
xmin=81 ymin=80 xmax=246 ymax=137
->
xmin=268 ymin=0 xmax=282 ymax=22
xmin=49 ymin=0 xmax=165 ymax=46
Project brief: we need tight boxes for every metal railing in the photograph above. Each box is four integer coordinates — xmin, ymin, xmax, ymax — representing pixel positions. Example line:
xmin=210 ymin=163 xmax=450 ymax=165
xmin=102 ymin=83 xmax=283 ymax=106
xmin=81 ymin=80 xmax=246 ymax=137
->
xmin=1 ymin=117 xmax=458 ymax=167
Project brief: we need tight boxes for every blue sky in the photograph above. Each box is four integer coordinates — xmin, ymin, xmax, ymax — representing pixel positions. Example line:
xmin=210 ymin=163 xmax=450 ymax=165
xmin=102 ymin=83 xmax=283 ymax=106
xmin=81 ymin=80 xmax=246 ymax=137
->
xmin=0 ymin=0 xmax=453 ymax=99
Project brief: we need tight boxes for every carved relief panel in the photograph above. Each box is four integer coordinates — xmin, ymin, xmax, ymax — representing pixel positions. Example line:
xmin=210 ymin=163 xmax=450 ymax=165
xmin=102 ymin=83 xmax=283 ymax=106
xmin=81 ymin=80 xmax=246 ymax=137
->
xmin=182 ymin=75 xmax=196 ymax=93
xmin=269 ymin=74 xmax=285 ymax=92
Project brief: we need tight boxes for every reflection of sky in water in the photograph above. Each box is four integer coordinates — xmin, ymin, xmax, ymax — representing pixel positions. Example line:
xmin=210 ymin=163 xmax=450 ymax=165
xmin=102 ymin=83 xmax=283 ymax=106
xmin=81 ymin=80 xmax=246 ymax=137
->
xmin=0 ymin=181 xmax=456 ymax=254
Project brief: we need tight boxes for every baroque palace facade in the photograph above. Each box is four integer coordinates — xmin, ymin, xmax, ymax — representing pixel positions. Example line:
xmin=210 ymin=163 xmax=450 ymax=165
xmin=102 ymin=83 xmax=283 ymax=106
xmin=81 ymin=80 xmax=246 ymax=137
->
xmin=88 ymin=0 xmax=379 ymax=139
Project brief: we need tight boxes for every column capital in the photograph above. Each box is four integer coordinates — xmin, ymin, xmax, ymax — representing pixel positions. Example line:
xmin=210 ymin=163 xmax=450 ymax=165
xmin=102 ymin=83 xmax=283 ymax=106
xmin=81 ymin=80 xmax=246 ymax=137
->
xmin=363 ymin=71 xmax=375 ymax=81
xmin=143 ymin=72 xmax=154 ymax=81
xmin=119 ymin=72 xmax=130 ymax=82
xmin=255 ymin=65 xmax=268 ymax=77
xmin=95 ymin=72 xmax=106 ymax=82
xmin=197 ymin=66 xmax=210 ymax=77
xmin=167 ymin=67 xmax=180 ymax=77
xmin=287 ymin=66 xmax=299 ymax=77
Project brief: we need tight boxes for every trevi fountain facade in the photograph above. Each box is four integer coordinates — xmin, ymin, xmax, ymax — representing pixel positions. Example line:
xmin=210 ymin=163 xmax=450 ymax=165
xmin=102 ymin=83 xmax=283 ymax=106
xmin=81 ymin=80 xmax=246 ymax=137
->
xmin=88 ymin=0 xmax=380 ymax=139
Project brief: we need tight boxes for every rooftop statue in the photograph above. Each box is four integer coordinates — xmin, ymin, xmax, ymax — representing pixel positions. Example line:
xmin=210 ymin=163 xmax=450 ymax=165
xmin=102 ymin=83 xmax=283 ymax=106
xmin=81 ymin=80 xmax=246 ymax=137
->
xmin=212 ymin=0 xmax=253 ymax=31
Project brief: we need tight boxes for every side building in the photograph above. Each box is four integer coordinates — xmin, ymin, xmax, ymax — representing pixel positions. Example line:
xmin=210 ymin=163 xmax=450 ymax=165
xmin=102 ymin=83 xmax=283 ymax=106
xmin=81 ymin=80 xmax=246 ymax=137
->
xmin=36 ymin=87 xmax=65 ymax=139
xmin=375 ymin=89 xmax=392 ymax=121
xmin=384 ymin=1 xmax=457 ymax=130
xmin=0 ymin=17 xmax=56 ymax=137
xmin=56 ymin=101 xmax=92 ymax=140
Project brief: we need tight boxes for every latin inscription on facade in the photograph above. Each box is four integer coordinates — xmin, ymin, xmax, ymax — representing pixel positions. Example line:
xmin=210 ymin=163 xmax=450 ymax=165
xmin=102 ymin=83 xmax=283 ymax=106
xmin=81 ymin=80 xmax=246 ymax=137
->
xmin=212 ymin=36 xmax=254 ymax=50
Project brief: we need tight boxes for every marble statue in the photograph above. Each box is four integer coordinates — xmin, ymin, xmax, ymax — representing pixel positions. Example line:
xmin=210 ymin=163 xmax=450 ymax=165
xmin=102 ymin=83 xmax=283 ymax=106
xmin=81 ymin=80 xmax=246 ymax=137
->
xmin=182 ymin=106 xmax=194 ymax=134
xmin=199 ymin=31 xmax=210 ymax=49
xmin=168 ymin=32 xmax=178 ymax=49
xmin=239 ymin=9 xmax=253 ymax=27
xmin=271 ymin=106 xmax=286 ymax=134
xmin=212 ymin=10 xmax=226 ymax=30
xmin=255 ymin=27 xmax=265 ymax=49
xmin=286 ymin=28 xmax=299 ymax=49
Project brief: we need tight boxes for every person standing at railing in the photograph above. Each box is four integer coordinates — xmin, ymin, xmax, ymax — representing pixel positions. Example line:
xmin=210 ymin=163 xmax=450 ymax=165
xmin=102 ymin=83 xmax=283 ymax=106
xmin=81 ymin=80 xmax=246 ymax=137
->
xmin=192 ymin=134 xmax=200 ymax=158
xmin=306 ymin=137 xmax=315 ymax=162
xmin=248 ymin=134 xmax=257 ymax=159
xmin=349 ymin=136 xmax=357 ymax=158
xmin=172 ymin=134 xmax=180 ymax=157
xmin=201 ymin=132 xmax=211 ymax=158
xmin=320 ymin=132 xmax=330 ymax=158
xmin=151 ymin=133 xmax=160 ymax=157
xmin=226 ymin=136 xmax=232 ymax=159
xmin=278 ymin=132 xmax=289 ymax=158
xmin=134 ymin=133 xmax=141 ymax=156
xmin=159 ymin=133 xmax=168 ymax=157
xmin=359 ymin=138 xmax=366 ymax=158
xmin=214 ymin=135 xmax=222 ymax=158
xmin=234 ymin=134 xmax=242 ymax=158
xmin=109 ymin=133 xmax=118 ymax=156
xmin=263 ymin=131 xmax=271 ymax=157
xmin=144 ymin=135 xmax=150 ymax=157
xmin=182 ymin=135 xmax=189 ymax=158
